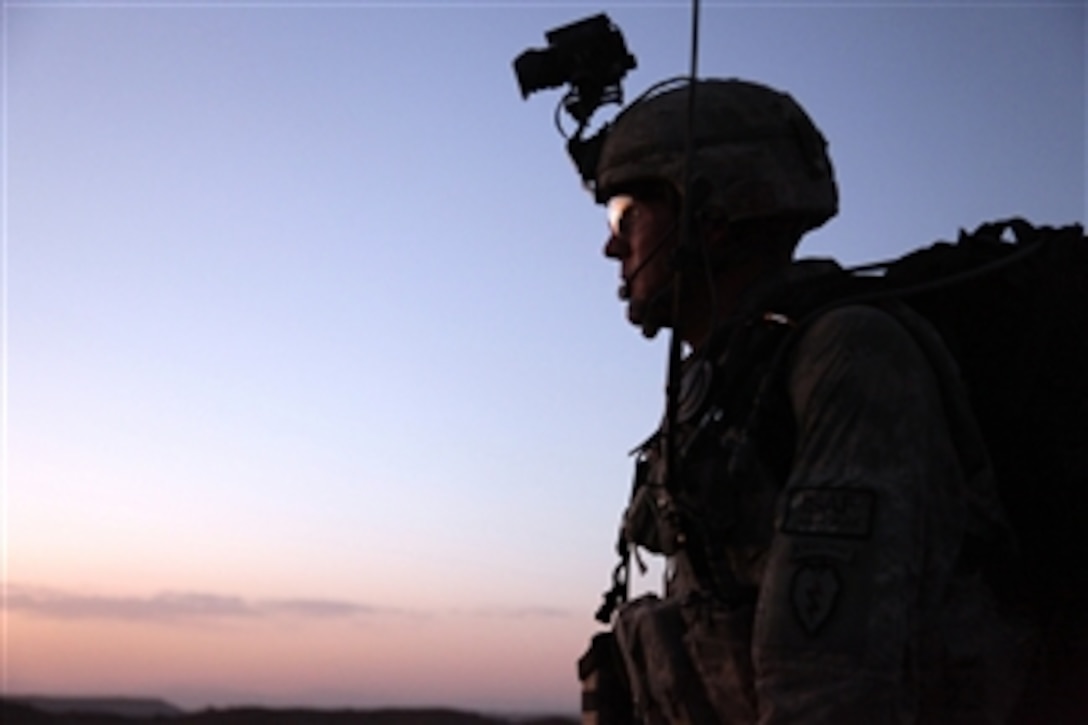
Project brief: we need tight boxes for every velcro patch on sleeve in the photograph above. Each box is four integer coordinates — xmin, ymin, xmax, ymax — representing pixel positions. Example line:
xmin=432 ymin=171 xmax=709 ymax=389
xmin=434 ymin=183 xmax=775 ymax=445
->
xmin=781 ymin=488 xmax=875 ymax=539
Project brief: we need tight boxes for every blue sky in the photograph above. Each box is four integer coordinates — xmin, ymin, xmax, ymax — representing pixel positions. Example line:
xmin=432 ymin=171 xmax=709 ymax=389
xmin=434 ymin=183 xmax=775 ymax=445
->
xmin=2 ymin=0 xmax=1085 ymax=714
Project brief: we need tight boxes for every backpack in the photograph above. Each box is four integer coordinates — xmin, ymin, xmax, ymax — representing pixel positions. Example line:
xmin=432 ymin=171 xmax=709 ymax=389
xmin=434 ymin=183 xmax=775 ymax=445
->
xmin=860 ymin=219 xmax=1088 ymax=720
xmin=877 ymin=220 xmax=1087 ymax=587
xmin=742 ymin=217 xmax=1087 ymax=720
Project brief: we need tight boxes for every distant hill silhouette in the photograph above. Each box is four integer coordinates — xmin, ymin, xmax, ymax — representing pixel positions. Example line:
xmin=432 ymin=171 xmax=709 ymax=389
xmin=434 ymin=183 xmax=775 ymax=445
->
xmin=8 ymin=696 xmax=183 ymax=718
xmin=1 ymin=699 xmax=578 ymax=725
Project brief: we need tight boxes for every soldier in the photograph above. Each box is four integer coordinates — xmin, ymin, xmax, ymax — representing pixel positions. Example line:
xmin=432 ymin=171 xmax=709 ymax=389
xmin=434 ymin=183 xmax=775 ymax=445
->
xmin=589 ymin=78 xmax=1036 ymax=723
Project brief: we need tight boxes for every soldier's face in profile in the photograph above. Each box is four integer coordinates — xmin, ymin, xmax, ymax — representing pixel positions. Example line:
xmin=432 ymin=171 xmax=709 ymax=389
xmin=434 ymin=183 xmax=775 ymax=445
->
xmin=603 ymin=191 xmax=678 ymax=327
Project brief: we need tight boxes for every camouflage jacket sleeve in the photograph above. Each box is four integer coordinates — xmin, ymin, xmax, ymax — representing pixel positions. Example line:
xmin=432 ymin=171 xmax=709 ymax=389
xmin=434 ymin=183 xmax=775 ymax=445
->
xmin=750 ymin=304 xmax=1027 ymax=723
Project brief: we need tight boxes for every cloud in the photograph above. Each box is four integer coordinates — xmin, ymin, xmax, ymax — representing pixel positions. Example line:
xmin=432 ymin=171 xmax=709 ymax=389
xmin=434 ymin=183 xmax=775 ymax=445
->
xmin=3 ymin=584 xmax=392 ymax=623
xmin=263 ymin=598 xmax=380 ymax=618
xmin=3 ymin=584 xmax=575 ymax=625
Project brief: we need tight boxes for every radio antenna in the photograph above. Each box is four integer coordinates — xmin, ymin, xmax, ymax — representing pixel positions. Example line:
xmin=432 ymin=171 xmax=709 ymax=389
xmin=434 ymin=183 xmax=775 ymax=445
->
xmin=663 ymin=0 xmax=703 ymax=498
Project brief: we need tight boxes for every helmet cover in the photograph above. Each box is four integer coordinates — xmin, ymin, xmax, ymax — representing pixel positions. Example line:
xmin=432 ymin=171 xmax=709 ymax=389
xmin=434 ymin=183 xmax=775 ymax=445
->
xmin=595 ymin=78 xmax=838 ymax=232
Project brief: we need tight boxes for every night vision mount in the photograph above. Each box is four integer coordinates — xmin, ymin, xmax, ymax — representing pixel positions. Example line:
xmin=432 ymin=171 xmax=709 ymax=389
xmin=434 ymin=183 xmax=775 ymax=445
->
xmin=513 ymin=14 xmax=637 ymax=185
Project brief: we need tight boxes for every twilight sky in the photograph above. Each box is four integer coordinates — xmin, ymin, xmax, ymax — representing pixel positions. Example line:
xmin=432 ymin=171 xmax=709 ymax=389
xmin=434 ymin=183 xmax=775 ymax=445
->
xmin=2 ymin=0 xmax=1084 ymax=715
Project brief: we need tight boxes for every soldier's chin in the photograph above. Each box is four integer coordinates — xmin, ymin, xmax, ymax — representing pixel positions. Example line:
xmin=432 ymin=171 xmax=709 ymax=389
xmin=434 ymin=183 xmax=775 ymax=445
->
xmin=627 ymin=299 xmax=669 ymax=339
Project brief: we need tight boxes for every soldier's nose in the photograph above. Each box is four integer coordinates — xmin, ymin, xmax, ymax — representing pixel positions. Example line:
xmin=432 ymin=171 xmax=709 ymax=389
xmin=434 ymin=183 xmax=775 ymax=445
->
xmin=604 ymin=234 xmax=626 ymax=259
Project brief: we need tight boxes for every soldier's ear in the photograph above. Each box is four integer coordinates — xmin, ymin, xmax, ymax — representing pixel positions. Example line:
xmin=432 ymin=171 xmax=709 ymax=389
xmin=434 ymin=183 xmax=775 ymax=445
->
xmin=697 ymin=218 xmax=796 ymax=270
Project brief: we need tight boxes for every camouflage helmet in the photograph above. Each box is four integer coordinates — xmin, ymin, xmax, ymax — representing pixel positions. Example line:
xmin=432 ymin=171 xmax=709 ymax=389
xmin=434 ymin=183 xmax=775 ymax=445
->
xmin=594 ymin=78 xmax=838 ymax=231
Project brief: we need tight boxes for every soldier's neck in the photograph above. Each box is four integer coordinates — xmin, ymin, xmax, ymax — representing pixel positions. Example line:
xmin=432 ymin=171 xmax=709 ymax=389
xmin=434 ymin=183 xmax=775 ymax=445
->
xmin=680 ymin=257 xmax=793 ymax=353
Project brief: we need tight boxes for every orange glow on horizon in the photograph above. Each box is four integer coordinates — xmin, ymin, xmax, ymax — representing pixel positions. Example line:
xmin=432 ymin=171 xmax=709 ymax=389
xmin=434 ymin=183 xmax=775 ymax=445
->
xmin=5 ymin=607 xmax=587 ymax=712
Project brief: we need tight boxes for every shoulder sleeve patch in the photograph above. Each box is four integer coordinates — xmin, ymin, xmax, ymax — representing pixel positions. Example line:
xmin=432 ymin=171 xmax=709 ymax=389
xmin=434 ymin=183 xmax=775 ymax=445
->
xmin=781 ymin=488 xmax=875 ymax=539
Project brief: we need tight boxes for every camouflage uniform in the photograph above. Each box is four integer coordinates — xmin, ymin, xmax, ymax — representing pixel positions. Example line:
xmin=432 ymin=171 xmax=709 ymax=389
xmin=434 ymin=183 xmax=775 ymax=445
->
xmin=613 ymin=262 xmax=1036 ymax=724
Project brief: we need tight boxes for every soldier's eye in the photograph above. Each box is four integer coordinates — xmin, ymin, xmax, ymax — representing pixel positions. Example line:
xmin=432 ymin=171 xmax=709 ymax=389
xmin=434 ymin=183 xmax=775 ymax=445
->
xmin=607 ymin=195 xmax=642 ymax=238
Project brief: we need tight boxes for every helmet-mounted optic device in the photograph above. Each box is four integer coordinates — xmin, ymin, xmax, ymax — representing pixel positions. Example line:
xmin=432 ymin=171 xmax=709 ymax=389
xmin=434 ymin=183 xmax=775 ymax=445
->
xmin=513 ymin=14 xmax=636 ymax=185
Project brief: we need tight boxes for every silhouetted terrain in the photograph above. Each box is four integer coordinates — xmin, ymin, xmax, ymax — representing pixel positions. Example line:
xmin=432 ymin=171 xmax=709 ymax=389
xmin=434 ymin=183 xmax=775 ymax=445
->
xmin=2 ymin=699 xmax=577 ymax=725
xmin=6 ymin=697 xmax=184 ymax=718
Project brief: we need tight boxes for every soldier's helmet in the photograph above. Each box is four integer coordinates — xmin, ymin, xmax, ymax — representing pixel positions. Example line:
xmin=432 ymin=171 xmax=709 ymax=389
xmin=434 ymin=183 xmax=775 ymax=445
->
xmin=594 ymin=78 xmax=838 ymax=233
